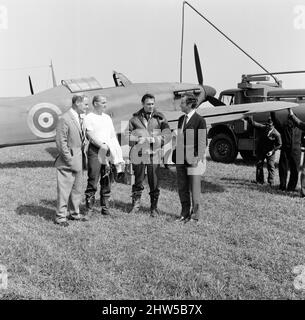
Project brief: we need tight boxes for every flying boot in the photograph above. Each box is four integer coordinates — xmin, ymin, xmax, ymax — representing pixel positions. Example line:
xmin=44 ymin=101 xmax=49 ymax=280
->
xmin=129 ymin=191 xmax=141 ymax=214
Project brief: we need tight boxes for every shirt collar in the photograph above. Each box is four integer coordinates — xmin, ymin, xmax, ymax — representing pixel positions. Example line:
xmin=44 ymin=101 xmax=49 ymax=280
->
xmin=185 ymin=108 xmax=196 ymax=120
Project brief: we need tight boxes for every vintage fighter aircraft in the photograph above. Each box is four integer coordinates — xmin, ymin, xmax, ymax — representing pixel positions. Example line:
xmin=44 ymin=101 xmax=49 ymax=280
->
xmin=0 ymin=45 xmax=297 ymax=148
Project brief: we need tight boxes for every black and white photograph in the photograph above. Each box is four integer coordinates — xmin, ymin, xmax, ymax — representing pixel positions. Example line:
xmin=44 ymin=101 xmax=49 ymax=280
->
xmin=0 ymin=0 xmax=305 ymax=307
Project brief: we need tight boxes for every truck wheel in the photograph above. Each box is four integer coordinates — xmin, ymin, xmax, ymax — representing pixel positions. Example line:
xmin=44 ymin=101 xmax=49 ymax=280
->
xmin=209 ymin=133 xmax=237 ymax=163
xmin=240 ymin=150 xmax=256 ymax=162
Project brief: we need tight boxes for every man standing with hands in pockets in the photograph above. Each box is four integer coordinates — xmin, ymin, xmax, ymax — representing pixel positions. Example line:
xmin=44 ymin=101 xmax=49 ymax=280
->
xmin=54 ymin=94 xmax=89 ymax=227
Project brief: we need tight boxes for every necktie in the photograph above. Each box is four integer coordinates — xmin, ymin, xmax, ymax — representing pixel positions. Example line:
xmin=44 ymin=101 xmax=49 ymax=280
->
xmin=78 ymin=115 xmax=85 ymax=144
xmin=182 ymin=114 xmax=188 ymax=130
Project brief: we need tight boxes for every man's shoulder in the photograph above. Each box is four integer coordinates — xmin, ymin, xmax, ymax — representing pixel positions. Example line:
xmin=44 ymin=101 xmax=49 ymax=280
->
xmin=152 ymin=110 xmax=166 ymax=120
xmin=103 ymin=113 xmax=113 ymax=121
xmin=178 ymin=113 xmax=185 ymax=121
xmin=132 ymin=108 xmax=143 ymax=118
xmin=59 ymin=109 xmax=73 ymax=123
xmin=192 ymin=111 xmax=206 ymax=125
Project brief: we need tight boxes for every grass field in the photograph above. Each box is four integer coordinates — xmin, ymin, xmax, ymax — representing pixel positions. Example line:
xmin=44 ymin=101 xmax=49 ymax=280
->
xmin=0 ymin=142 xmax=305 ymax=300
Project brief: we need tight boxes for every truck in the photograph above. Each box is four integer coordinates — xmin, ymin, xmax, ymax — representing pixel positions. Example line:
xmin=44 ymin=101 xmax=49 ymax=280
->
xmin=208 ymin=74 xmax=305 ymax=163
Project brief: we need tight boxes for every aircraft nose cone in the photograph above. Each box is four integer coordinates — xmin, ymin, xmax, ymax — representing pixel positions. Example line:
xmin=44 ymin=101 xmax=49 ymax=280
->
xmin=203 ymin=85 xmax=216 ymax=97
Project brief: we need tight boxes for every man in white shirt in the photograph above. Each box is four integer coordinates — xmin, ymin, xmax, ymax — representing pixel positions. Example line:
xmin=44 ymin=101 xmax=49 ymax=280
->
xmin=83 ymin=95 xmax=123 ymax=215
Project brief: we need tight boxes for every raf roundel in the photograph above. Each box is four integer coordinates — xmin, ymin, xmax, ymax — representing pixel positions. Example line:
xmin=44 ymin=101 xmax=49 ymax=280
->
xmin=27 ymin=103 xmax=62 ymax=138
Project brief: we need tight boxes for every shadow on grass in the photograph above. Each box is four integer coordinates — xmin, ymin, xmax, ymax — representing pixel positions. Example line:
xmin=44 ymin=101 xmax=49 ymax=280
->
xmin=16 ymin=203 xmax=55 ymax=221
xmin=113 ymin=199 xmax=178 ymax=219
xmin=159 ymin=167 xmax=225 ymax=193
xmin=232 ymin=158 xmax=279 ymax=169
xmin=45 ymin=147 xmax=58 ymax=159
xmin=113 ymin=199 xmax=131 ymax=213
xmin=0 ymin=160 xmax=54 ymax=169
xmin=220 ymin=177 xmax=301 ymax=198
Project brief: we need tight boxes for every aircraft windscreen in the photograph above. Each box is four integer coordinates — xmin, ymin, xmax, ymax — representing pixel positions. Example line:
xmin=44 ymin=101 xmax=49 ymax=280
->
xmin=61 ymin=77 xmax=102 ymax=93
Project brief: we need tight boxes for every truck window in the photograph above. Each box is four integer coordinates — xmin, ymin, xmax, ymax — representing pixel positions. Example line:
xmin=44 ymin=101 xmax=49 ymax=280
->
xmin=221 ymin=94 xmax=235 ymax=105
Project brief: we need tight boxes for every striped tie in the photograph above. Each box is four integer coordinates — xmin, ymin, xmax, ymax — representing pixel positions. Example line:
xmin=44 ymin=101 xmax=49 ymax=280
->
xmin=79 ymin=115 xmax=85 ymax=144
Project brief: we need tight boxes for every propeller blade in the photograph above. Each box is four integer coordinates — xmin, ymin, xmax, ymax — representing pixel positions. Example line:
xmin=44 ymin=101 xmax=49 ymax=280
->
xmin=28 ymin=75 xmax=34 ymax=95
xmin=194 ymin=43 xmax=203 ymax=86
xmin=206 ymin=95 xmax=225 ymax=106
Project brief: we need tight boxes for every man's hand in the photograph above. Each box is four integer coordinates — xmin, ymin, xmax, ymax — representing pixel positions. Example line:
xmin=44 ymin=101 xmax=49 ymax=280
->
xmin=138 ymin=137 xmax=147 ymax=144
xmin=288 ymin=108 xmax=294 ymax=117
xmin=138 ymin=136 xmax=155 ymax=144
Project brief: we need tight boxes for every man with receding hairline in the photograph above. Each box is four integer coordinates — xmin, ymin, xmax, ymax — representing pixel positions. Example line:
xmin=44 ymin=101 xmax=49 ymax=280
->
xmin=54 ymin=94 xmax=89 ymax=227
xmin=83 ymin=95 xmax=123 ymax=215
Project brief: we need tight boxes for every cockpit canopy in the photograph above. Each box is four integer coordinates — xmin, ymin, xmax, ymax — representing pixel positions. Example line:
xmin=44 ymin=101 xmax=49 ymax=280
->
xmin=61 ymin=77 xmax=102 ymax=93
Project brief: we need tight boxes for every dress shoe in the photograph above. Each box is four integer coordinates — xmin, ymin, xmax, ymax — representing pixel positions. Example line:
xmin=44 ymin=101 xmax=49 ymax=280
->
xmin=101 ymin=210 xmax=110 ymax=216
xmin=150 ymin=208 xmax=160 ymax=217
xmin=55 ymin=221 xmax=69 ymax=227
xmin=175 ymin=216 xmax=187 ymax=222
xmin=68 ymin=215 xmax=88 ymax=222
xmin=185 ymin=218 xmax=198 ymax=224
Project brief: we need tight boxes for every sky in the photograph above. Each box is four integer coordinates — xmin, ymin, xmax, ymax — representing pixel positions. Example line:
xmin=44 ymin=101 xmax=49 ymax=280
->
xmin=1 ymin=0 xmax=305 ymax=97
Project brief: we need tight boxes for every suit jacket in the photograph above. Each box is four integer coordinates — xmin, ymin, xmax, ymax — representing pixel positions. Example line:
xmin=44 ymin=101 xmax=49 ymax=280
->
xmin=54 ymin=109 xmax=87 ymax=172
xmin=172 ymin=111 xmax=207 ymax=165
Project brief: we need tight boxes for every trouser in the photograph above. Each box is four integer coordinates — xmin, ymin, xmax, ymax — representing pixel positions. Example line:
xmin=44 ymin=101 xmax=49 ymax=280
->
xmin=85 ymin=144 xmax=111 ymax=204
xmin=256 ymin=153 xmax=275 ymax=185
xmin=176 ymin=164 xmax=201 ymax=220
xmin=300 ymin=152 xmax=305 ymax=197
xmin=56 ymin=168 xmax=83 ymax=223
xmin=279 ymin=148 xmax=301 ymax=191
xmin=132 ymin=162 xmax=160 ymax=199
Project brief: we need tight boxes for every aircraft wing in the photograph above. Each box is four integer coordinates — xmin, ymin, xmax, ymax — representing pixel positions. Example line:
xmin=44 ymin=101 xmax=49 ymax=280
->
xmin=163 ymin=101 xmax=298 ymax=128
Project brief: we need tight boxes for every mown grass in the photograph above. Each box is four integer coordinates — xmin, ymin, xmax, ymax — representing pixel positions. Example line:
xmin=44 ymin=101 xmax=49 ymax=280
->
xmin=0 ymin=143 xmax=305 ymax=299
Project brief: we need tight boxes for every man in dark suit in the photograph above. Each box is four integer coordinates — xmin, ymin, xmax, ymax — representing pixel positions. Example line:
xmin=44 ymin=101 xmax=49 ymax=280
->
xmin=172 ymin=93 xmax=207 ymax=223
xmin=288 ymin=108 xmax=305 ymax=196
xmin=271 ymin=111 xmax=302 ymax=191
xmin=54 ymin=94 xmax=89 ymax=227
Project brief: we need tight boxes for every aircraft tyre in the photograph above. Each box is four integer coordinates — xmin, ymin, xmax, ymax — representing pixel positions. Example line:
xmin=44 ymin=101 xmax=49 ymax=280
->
xmin=209 ymin=133 xmax=237 ymax=163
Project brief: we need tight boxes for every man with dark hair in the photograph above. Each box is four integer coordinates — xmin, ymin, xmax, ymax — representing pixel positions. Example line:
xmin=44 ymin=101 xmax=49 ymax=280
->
xmin=55 ymin=94 xmax=89 ymax=227
xmin=287 ymin=108 xmax=305 ymax=196
xmin=172 ymin=93 xmax=207 ymax=223
xmin=271 ymin=111 xmax=302 ymax=191
xmin=245 ymin=116 xmax=282 ymax=186
xmin=126 ymin=93 xmax=171 ymax=217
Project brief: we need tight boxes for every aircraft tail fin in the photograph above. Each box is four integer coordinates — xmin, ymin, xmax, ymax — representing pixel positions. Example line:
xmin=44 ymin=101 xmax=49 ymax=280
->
xmin=113 ymin=71 xmax=132 ymax=87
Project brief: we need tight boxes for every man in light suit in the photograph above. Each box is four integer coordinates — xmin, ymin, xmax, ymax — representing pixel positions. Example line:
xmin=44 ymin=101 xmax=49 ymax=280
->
xmin=172 ymin=93 xmax=207 ymax=223
xmin=54 ymin=94 xmax=89 ymax=226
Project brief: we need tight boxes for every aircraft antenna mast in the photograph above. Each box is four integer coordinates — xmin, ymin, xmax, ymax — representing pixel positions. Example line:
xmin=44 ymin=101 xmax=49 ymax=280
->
xmin=180 ymin=1 xmax=280 ymax=85
xmin=50 ymin=60 xmax=57 ymax=87
xmin=180 ymin=2 xmax=185 ymax=82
